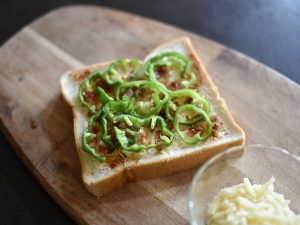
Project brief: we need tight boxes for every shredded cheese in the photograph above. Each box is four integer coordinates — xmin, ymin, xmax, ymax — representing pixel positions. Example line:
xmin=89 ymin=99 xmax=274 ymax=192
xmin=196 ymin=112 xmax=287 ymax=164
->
xmin=207 ymin=177 xmax=300 ymax=225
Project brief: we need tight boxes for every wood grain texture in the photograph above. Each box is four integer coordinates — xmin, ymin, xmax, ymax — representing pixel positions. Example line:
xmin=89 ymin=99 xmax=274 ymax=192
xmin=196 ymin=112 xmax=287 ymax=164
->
xmin=0 ymin=5 xmax=299 ymax=225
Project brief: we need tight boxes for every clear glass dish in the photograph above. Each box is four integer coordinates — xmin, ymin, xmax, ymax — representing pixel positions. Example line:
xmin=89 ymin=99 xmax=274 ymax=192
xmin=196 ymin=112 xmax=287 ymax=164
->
xmin=188 ymin=144 xmax=300 ymax=225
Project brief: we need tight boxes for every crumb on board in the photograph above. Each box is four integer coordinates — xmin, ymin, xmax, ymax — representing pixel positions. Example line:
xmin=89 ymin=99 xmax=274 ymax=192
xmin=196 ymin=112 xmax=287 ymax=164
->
xmin=29 ymin=118 xmax=38 ymax=129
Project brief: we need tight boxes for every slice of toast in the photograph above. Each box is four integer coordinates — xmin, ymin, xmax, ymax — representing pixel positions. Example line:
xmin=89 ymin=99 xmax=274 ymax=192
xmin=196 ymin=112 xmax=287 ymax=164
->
xmin=60 ymin=37 xmax=245 ymax=196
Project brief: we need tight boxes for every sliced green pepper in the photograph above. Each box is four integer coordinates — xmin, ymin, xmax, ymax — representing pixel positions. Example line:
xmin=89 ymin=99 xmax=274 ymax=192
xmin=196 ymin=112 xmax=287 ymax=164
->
xmin=105 ymin=59 xmax=142 ymax=85
xmin=144 ymin=52 xmax=195 ymax=89
xmin=100 ymin=100 xmax=134 ymax=147
xmin=113 ymin=115 xmax=174 ymax=152
xmin=166 ymin=89 xmax=210 ymax=124
xmin=79 ymin=71 xmax=115 ymax=114
xmin=145 ymin=52 xmax=188 ymax=79
xmin=116 ymin=80 xmax=169 ymax=117
xmin=79 ymin=71 xmax=104 ymax=113
xmin=82 ymin=111 xmax=106 ymax=162
xmin=174 ymin=104 xmax=212 ymax=144
xmin=96 ymin=87 xmax=113 ymax=105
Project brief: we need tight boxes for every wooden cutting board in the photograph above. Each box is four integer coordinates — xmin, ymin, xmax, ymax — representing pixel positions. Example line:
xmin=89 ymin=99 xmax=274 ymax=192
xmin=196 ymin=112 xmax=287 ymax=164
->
xmin=0 ymin=5 xmax=299 ymax=225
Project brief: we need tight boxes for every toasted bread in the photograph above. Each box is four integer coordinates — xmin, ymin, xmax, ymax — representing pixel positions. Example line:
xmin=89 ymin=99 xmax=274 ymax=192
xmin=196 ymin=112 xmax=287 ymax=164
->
xmin=60 ymin=37 xmax=245 ymax=196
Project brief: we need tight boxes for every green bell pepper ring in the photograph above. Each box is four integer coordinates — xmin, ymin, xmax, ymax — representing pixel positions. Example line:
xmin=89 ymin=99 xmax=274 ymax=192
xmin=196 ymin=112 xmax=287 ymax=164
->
xmin=144 ymin=52 xmax=196 ymax=89
xmin=181 ymin=71 xmax=196 ymax=88
xmin=166 ymin=89 xmax=210 ymax=124
xmin=96 ymin=87 xmax=113 ymax=105
xmin=174 ymin=104 xmax=212 ymax=144
xmin=145 ymin=52 xmax=188 ymax=80
xmin=100 ymin=100 xmax=135 ymax=147
xmin=82 ymin=111 xmax=106 ymax=162
xmin=105 ymin=59 xmax=142 ymax=85
xmin=113 ymin=115 xmax=174 ymax=152
xmin=79 ymin=71 xmax=115 ymax=114
xmin=79 ymin=71 xmax=104 ymax=114
xmin=116 ymin=80 xmax=169 ymax=117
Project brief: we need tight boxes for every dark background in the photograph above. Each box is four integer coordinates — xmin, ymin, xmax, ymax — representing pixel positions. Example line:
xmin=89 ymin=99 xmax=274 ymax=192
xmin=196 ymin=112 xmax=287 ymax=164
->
xmin=0 ymin=0 xmax=299 ymax=224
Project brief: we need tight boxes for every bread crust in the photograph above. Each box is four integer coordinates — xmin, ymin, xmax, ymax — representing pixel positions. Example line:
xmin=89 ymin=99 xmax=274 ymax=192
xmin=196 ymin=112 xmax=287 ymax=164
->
xmin=60 ymin=37 xmax=245 ymax=197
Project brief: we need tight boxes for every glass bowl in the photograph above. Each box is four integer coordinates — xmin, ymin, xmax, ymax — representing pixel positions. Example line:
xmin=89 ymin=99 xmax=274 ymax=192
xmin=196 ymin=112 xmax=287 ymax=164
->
xmin=188 ymin=144 xmax=300 ymax=225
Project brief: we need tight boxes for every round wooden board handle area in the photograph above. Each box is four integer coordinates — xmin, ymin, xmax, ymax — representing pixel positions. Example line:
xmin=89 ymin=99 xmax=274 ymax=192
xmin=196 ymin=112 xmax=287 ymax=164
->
xmin=0 ymin=5 xmax=299 ymax=225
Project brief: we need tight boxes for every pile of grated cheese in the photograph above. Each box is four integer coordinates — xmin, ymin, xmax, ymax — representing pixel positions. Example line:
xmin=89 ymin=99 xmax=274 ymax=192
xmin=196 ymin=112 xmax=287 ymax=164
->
xmin=207 ymin=177 xmax=300 ymax=225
